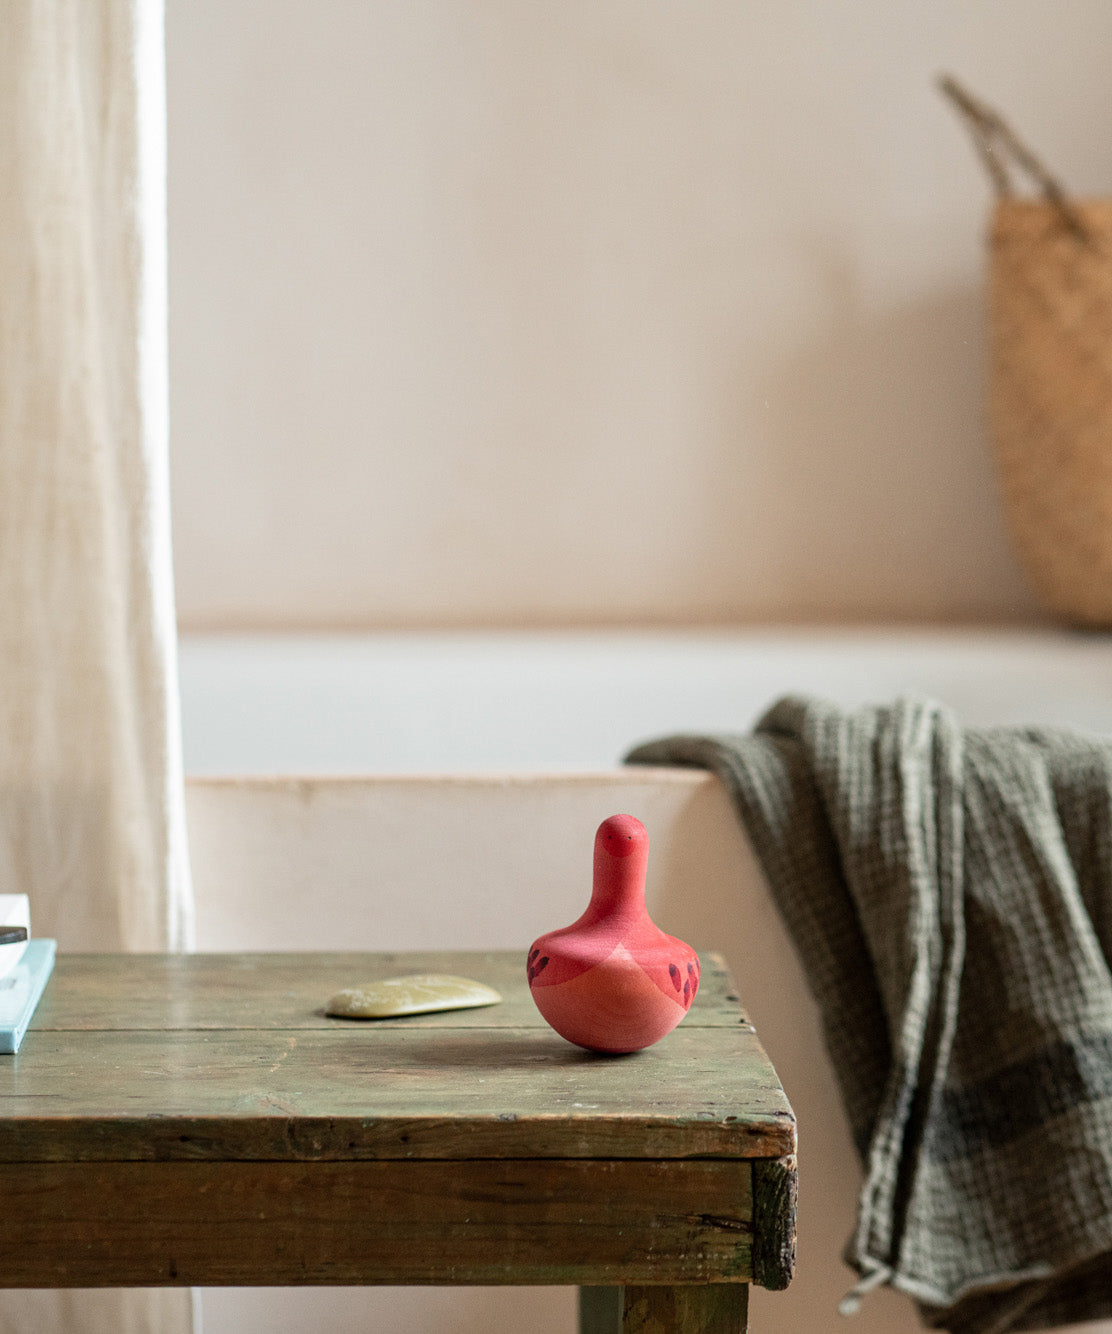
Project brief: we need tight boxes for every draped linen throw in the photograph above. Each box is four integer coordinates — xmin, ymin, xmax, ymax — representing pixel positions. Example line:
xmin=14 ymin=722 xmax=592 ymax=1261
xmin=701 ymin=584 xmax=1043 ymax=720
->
xmin=0 ymin=3 xmax=193 ymax=1331
xmin=628 ymin=697 xmax=1112 ymax=1334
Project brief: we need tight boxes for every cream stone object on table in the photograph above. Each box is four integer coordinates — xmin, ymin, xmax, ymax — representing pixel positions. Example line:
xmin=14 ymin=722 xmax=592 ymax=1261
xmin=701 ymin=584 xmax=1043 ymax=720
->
xmin=325 ymin=974 xmax=502 ymax=1019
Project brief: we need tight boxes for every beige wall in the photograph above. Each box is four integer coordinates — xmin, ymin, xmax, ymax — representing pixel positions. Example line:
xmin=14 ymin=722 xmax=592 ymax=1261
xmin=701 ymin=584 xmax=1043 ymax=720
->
xmin=167 ymin=1 xmax=1112 ymax=631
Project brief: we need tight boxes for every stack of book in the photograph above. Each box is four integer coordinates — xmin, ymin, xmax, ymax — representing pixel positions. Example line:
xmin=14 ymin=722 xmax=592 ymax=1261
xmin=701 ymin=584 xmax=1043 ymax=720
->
xmin=0 ymin=895 xmax=55 ymax=1054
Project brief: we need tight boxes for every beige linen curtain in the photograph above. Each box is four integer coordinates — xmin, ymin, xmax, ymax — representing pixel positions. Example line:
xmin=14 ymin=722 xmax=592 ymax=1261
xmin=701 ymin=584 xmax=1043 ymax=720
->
xmin=0 ymin=1 xmax=193 ymax=1330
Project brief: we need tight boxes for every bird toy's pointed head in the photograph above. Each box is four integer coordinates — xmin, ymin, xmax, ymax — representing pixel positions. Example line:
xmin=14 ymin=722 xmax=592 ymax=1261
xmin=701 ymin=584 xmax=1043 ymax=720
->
xmin=590 ymin=814 xmax=649 ymax=920
xmin=595 ymin=813 xmax=647 ymax=859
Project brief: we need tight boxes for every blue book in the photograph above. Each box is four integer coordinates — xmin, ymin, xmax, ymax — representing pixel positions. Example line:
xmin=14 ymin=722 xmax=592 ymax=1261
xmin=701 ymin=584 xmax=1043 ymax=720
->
xmin=0 ymin=939 xmax=56 ymax=1054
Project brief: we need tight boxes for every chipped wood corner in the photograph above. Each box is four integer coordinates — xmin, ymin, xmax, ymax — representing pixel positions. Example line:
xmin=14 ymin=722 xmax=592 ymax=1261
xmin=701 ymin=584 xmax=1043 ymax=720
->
xmin=752 ymin=1154 xmax=797 ymax=1291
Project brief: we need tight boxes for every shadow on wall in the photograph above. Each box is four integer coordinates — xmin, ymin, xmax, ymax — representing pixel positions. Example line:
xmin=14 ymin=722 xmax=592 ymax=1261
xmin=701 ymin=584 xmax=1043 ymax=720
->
xmin=747 ymin=271 xmax=1040 ymax=622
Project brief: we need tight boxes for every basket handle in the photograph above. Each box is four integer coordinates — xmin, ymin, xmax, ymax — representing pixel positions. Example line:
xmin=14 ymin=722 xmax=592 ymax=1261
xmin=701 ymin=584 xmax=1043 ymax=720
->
xmin=938 ymin=74 xmax=1089 ymax=242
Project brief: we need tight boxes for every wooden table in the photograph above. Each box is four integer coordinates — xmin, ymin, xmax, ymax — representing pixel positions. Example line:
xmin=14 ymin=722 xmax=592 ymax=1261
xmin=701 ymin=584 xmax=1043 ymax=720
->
xmin=0 ymin=951 xmax=796 ymax=1333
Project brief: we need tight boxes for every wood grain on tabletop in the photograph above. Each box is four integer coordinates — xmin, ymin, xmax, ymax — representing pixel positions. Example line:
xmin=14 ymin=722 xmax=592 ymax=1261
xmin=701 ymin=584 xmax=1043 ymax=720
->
xmin=4 ymin=950 xmax=793 ymax=1164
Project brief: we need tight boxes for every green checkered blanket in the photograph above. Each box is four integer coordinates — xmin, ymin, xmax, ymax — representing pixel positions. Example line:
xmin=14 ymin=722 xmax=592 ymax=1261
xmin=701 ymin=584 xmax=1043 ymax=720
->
xmin=627 ymin=696 xmax=1112 ymax=1333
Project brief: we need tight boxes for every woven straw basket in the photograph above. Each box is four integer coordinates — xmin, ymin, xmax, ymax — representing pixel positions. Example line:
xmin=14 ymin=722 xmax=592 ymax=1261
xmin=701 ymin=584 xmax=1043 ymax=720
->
xmin=945 ymin=78 xmax=1112 ymax=627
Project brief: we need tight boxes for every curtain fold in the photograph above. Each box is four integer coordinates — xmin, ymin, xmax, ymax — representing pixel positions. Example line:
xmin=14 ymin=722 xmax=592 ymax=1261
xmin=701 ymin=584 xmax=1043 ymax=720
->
xmin=0 ymin=1 xmax=193 ymax=1330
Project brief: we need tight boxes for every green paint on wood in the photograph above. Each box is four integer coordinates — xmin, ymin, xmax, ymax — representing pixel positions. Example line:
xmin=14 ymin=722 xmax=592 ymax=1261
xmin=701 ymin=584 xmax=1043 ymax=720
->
xmin=32 ymin=951 xmax=751 ymax=1030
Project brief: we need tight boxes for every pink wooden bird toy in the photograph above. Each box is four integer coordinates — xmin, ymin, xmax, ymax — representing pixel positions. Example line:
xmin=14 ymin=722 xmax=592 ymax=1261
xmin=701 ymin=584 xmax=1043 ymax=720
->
xmin=526 ymin=813 xmax=699 ymax=1053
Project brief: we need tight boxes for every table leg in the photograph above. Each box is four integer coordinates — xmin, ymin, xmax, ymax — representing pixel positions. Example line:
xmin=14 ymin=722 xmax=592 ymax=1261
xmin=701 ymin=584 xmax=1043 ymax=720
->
xmin=579 ymin=1284 xmax=749 ymax=1333
xmin=579 ymin=1285 xmax=621 ymax=1332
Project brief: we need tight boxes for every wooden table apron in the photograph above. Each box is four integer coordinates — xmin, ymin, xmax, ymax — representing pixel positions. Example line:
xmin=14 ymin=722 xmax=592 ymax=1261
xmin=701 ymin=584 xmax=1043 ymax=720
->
xmin=0 ymin=951 xmax=796 ymax=1299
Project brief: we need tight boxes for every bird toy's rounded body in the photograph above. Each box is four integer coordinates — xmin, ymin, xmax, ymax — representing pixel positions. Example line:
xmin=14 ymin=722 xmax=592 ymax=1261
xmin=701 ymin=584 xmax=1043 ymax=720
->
xmin=526 ymin=814 xmax=699 ymax=1053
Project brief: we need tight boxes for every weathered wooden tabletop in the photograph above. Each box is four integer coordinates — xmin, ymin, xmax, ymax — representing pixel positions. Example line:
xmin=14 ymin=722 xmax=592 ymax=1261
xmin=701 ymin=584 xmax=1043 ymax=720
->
xmin=0 ymin=950 xmax=796 ymax=1333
